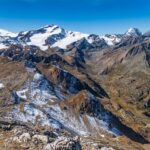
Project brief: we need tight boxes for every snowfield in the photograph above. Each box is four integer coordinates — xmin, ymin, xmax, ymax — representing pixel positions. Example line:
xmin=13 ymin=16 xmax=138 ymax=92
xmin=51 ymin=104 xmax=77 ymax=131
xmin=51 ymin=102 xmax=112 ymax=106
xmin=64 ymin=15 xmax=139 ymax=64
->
xmin=52 ymin=31 xmax=89 ymax=49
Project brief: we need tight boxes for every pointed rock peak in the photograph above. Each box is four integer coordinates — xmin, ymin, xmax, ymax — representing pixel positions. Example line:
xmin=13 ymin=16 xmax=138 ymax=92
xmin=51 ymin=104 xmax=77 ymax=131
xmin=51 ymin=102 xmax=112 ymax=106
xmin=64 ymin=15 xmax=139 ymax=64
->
xmin=125 ymin=27 xmax=142 ymax=37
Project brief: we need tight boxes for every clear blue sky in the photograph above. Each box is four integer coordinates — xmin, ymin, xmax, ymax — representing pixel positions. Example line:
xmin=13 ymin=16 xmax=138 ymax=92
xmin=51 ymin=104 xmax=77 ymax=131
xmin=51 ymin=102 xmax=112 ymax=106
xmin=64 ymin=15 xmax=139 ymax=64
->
xmin=0 ymin=0 xmax=150 ymax=35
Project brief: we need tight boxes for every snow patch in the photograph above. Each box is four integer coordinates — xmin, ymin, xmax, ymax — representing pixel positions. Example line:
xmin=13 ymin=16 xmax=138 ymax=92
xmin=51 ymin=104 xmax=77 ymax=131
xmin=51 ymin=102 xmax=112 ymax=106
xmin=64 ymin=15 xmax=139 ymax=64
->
xmin=0 ymin=82 xmax=5 ymax=89
xmin=16 ymin=89 xmax=28 ymax=100
xmin=33 ymin=72 xmax=43 ymax=80
xmin=12 ymin=104 xmax=61 ymax=129
xmin=101 ymin=35 xmax=121 ymax=46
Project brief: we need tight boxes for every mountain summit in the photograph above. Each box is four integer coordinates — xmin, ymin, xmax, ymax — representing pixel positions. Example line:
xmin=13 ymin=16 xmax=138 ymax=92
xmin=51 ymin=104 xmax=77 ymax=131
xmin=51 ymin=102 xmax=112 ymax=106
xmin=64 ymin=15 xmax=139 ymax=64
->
xmin=125 ymin=27 xmax=142 ymax=37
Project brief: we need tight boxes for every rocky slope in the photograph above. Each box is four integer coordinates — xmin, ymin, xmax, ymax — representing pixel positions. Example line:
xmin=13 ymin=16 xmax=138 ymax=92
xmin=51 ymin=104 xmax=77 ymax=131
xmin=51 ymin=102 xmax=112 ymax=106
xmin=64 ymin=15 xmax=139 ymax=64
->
xmin=0 ymin=25 xmax=150 ymax=150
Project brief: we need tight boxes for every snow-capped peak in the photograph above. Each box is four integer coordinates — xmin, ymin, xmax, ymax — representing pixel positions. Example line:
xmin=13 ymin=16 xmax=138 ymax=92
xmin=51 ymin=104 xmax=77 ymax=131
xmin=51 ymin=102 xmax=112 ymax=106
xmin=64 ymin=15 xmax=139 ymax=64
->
xmin=19 ymin=24 xmax=90 ymax=50
xmin=0 ymin=29 xmax=17 ymax=37
xmin=25 ymin=24 xmax=65 ymax=50
xmin=125 ymin=27 xmax=142 ymax=37
xmin=101 ymin=34 xmax=122 ymax=46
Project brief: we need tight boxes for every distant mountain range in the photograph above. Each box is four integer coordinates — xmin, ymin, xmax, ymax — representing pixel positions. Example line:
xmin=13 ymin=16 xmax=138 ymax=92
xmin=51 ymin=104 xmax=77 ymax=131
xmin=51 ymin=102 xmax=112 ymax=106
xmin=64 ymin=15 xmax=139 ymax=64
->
xmin=0 ymin=25 xmax=148 ymax=50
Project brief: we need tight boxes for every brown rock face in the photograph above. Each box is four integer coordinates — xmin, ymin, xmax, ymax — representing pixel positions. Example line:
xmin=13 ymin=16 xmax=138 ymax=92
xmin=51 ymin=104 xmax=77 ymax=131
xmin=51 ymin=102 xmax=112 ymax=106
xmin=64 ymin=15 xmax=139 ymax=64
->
xmin=85 ymin=42 xmax=150 ymax=142
xmin=0 ymin=57 xmax=29 ymax=107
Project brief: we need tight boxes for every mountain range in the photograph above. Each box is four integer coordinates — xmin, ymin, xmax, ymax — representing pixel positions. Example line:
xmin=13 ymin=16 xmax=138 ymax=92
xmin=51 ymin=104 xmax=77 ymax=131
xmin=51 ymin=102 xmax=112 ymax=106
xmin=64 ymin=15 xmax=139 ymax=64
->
xmin=0 ymin=25 xmax=150 ymax=150
xmin=0 ymin=25 xmax=146 ymax=50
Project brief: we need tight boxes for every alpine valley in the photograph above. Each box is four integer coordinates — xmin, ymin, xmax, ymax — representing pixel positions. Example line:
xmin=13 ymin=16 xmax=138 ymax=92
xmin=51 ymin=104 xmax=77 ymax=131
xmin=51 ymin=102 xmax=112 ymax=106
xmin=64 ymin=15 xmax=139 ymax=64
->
xmin=0 ymin=25 xmax=150 ymax=150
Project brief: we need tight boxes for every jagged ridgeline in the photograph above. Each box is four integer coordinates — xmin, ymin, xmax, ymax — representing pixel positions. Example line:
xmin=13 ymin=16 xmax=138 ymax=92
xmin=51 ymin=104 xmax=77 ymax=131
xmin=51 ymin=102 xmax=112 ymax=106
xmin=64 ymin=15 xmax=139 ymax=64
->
xmin=0 ymin=25 xmax=150 ymax=150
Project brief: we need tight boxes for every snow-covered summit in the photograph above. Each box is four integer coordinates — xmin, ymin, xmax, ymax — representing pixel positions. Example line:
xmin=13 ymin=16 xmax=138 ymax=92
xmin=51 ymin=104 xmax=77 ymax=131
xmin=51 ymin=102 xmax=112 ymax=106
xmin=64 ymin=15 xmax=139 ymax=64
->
xmin=26 ymin=25 xmax=65 ymax=50
xmin=16 ymin=24 xmax=90 ymax=50
xmin=125 ymin=27 xmax=142 ymax=37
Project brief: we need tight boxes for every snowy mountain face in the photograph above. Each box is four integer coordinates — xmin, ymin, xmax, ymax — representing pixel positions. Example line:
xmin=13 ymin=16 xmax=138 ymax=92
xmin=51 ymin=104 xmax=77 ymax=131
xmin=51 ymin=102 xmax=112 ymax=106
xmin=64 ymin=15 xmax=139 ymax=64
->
xmin=18 ymin=25 xmax=66 ymax=50
xmin=16 ymin=25 xmax=90 ymax=50
xmin=101 ymin=34 xmax=122 ymax=46
xmin=125 ymin=28 xmax=142 ymax=37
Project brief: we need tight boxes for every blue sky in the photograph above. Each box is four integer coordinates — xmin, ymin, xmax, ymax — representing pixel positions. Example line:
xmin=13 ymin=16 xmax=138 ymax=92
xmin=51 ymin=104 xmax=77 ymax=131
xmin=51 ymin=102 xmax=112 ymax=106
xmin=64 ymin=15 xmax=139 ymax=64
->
xmin=0 ymin=0 xmax=150 ymax=35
